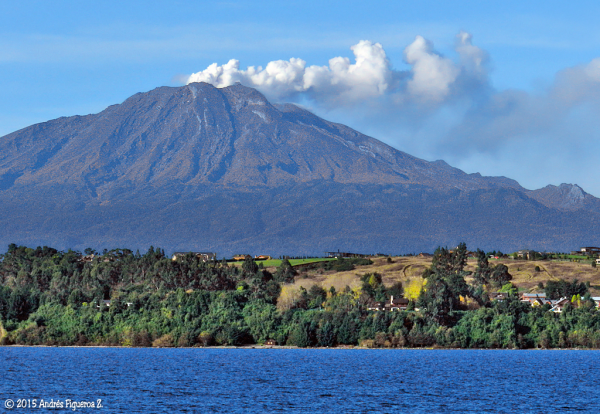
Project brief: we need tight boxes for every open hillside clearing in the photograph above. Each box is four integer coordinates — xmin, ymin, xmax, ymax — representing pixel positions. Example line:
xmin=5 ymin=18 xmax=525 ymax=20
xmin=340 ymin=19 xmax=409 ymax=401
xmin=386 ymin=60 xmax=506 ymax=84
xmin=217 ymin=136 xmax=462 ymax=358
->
xmin=283 ymin=255 xmax=600 ymax=295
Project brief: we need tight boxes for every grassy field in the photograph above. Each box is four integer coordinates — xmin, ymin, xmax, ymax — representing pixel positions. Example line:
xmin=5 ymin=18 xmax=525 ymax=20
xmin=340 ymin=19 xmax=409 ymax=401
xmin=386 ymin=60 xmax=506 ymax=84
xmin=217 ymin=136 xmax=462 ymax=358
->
xmin=483 ymin=258 xmax=600 ymax=291
xmin=231 ymin=257 xmax=337 ymax=268
xmin=286 ymin=255 xmax=600 ymax=295
xmin=272 ymin=258 xmax=336 ymax=267
xmin=548 ymin=254 xmax=590 ymax=260
xmin=288 ymin=256 xmax=430 ymax=298
xmin=229 ymin=255 xmax=600 ymax=297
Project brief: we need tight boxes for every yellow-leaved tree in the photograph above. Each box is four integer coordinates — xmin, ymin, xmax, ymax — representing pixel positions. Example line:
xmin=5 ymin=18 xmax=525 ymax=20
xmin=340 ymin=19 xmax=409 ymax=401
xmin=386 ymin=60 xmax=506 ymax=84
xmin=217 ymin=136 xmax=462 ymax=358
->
xmin=405 ymin=278 xmax=426 ymax=300
xmin=277 ymin=285 xmax=300 ymax=311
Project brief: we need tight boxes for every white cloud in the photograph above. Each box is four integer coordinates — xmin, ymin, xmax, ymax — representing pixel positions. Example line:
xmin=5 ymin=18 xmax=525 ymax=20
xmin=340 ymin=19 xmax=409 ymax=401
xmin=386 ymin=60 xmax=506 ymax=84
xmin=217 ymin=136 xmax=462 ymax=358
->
xmin=187 ymin=40 xmax=392 ymax=104
xmin=455 ymin=31 xmax=488 ymax=79
xmin=186 ymin=33 xmax=494 ymax=109
xmin=551 ymin=58 xmax=600 ymax=105
xmin=184 ymin=32 xmax=600 ymax=195
xmin=402 ymin=35 xmax=459 ymax=103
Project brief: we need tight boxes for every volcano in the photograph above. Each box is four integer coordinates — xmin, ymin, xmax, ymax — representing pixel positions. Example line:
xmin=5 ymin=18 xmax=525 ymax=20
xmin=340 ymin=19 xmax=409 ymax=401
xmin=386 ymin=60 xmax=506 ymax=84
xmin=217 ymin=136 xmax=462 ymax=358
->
xmin=0 ymin=82 xmax=598 ymax=255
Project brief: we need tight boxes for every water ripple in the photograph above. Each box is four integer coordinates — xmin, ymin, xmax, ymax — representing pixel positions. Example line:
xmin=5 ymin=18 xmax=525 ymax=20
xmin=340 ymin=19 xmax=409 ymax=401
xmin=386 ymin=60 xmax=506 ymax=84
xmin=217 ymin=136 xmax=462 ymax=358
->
xmin=0 ymin=348 xmax=599 ymax=413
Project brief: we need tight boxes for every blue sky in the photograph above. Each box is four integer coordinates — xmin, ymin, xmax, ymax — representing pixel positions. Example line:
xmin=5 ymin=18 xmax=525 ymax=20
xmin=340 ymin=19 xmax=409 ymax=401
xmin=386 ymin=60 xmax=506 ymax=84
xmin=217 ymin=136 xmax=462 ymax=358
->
xmin=2 ymin=0 xmax=600 ymax=195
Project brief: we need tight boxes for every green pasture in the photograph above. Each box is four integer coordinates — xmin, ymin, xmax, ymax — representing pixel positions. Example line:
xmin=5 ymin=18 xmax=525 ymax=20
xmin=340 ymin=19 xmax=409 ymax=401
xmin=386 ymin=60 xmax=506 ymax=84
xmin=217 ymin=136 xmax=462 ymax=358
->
xmin=230 ymin=257 xmax=337 ymax=267
xmin=549 ymin=254 xmax=594 ymax=261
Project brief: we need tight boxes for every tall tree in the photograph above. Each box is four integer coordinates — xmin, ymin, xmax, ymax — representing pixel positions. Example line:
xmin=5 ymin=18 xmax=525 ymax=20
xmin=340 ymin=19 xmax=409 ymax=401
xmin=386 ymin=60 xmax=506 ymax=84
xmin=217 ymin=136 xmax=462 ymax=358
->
xmin=418 ymin=243 xmax=471 ymax=325
xmin=274 ymin=258 xmax=296 ymax=284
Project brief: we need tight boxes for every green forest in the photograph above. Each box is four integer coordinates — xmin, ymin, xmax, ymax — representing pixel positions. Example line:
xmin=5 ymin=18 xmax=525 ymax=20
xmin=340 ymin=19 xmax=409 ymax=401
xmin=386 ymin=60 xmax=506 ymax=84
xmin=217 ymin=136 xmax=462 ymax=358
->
xmin=1 ymin=243 xmax=600 ymax=349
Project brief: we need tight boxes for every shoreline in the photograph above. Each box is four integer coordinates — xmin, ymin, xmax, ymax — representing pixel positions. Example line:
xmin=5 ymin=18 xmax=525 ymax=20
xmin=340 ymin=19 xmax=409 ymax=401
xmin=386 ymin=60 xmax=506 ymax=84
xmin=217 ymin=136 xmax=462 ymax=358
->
xmin=2 ymin=344 xmax=599 ymax=351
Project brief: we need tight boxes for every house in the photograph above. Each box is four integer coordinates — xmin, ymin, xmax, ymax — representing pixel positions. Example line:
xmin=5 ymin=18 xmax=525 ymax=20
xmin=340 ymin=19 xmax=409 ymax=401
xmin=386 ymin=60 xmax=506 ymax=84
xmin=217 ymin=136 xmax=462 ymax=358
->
xmin=265 ymin=339 xmax=277 ymax=346
xmin=172 ymin=252 xmax=217 ymax=262
xmin=580 ymin=247 xmax=600 ymax=256
xmin=596 ymin=258 xmax=600 ymax=265
xmin=254 ymin=255 xmax=272 ymax=260
xmin=520 ymin=292 xmax=547 ymax=305
xmin=367 ymin=296 xmax=409 ymax=311
xmin=521 ymin=292 xmax=546 ymax=301
xmin=517 ymin=250 xmax=536 ymax=259
xmin=232 ymin=254 xmax=251 ymax=261
xmin=531 ymin=297 xmax=553 ymax=307
xmin=387 ymin=296 xmax=409 ymax=311
xmin=550 ymin=297 xmax=571 ymax=313
xmin=544 ymin=296 xmax=600 ymax=312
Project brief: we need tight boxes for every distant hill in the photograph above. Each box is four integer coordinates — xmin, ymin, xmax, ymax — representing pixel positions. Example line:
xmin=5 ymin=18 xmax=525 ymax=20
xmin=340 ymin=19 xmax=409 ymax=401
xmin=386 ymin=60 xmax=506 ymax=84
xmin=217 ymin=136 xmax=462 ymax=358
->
xmin=0 ymin=82 xmax=598 ymax=255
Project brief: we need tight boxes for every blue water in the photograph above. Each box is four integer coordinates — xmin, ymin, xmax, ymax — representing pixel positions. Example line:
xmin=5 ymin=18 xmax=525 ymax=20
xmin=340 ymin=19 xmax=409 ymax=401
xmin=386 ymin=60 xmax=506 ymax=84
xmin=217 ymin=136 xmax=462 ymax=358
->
xmin=1 ymin=348 xmax=599 ymax=413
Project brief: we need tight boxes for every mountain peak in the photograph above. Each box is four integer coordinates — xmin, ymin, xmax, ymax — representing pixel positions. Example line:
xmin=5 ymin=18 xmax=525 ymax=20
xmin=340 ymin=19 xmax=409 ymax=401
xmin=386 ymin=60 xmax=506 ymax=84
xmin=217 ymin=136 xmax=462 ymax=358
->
xmin=187 ymin=81 xmax=271 ymax=109
xmin=558 ymin=183 xmax=585 ymax=196
xmin=528 ymin=182 xmax=594 ymax=211
xmin=0 ymin=83 xmax=551 ymax=194
xmin=0 ymin=83 xmax=599 ymax=254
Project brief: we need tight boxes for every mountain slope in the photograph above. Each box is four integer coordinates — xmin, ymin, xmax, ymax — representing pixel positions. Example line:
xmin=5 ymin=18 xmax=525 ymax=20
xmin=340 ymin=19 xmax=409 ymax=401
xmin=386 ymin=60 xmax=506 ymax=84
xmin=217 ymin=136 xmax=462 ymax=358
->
xmin=0 ymin=82 xmax=522 ymax=193
xmin=0 ymin=82 xmax=598 ymax=255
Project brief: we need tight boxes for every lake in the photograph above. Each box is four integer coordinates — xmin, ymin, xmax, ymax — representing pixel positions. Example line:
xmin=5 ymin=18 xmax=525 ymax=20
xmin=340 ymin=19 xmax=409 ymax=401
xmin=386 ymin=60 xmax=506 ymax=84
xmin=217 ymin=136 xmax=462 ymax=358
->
xmin=1 ymin=348 xmax=599 ymax=413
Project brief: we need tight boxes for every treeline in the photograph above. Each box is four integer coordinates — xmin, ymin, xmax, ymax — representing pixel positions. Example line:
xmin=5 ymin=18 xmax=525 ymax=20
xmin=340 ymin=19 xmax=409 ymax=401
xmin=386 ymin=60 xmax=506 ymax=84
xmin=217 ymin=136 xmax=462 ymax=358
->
xmin=1 ymin=243 xmax=600 ymax=348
